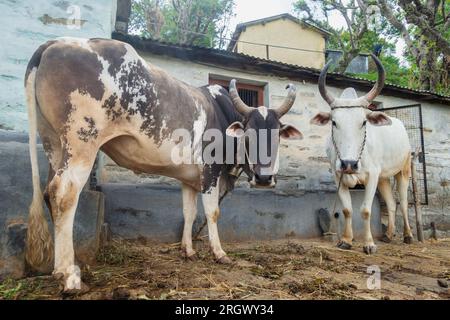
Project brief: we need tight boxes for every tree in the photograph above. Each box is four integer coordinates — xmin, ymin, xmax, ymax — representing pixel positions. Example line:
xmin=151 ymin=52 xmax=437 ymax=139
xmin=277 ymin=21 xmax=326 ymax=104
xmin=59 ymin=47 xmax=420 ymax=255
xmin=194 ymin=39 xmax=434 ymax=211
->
xmin=294 ymin=0 xmax=449 ymax=94
xmin=130 ymin=0 xmax=165 ymax=39
xmin=376 ymin=0 xmax=450 ymax=92
xmin=294 ymin=0 xmax=378 ymax=73
xmin=129 ymin=0 xmax=235 ymax=48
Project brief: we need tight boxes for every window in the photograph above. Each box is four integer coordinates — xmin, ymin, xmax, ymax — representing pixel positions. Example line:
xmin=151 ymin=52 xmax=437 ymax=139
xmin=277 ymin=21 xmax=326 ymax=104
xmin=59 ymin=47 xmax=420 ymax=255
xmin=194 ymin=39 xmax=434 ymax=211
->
xmin=209 ymin=78 xmax=265 ymax=107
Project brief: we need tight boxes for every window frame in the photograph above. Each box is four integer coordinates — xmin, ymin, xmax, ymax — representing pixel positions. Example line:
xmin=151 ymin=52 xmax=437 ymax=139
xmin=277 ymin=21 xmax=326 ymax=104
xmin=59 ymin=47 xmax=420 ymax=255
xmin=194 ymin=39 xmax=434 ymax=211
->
xmin=208 ymin=78 xmax=265 ymax=107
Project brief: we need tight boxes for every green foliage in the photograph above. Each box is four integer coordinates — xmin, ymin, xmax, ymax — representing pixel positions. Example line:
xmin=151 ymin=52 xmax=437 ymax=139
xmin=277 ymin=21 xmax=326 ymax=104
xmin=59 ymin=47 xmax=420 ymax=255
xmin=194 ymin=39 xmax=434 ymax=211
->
xmin=130 ymin=0 xmax=235 ymax=48
xmin=293 ymin=0 xmax=450 ymax=95
xmin=349 ymin=55 xmax=413 ymax=89
xmin=0 ymin=279 xmax=25 ymax=300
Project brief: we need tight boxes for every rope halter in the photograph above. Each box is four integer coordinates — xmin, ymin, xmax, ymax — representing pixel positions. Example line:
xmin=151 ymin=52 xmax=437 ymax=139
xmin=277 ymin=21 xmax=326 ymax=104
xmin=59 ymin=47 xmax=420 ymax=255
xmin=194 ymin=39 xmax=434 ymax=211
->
xmin=331 ymin=106 xmax=368 ymax=166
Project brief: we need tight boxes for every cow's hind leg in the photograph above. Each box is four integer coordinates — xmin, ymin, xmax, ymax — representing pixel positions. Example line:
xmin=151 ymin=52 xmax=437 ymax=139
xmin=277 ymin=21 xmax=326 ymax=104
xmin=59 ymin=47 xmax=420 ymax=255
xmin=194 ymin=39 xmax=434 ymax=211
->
xmin=378 ymin=178 xmax=396 ymax=243
xmin=47 ymin=145 xmax=97 ymax=291
xmin=181 ymin=183 xmax=198 ymax=259
xmin=41 ymin=133 xmax=63 ymax=217
xmin=201 ymin=179 xmax=231 ymax=264
xmin=396 ymin=156 xmax=413 ymax=244
xmin=337 ymin=185 xmax=353 ymax=250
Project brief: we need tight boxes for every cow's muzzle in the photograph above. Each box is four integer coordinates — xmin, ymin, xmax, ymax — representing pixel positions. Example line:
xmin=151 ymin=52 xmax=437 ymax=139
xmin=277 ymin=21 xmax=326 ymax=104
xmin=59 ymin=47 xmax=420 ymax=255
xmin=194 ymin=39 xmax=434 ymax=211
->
xmin=340 ymin=160 xmax=359 ymax=174
xmin=250 ymin=174 xmax=276 ymax=189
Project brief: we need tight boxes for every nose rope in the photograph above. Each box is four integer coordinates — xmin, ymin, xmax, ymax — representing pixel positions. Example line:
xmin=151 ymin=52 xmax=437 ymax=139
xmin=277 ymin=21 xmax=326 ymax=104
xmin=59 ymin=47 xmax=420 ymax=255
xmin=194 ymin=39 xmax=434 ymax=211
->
xmin=331 ymin=125 xmax=367 ymax=166
xmin=241 ymin=138 xmax=272 ymax=181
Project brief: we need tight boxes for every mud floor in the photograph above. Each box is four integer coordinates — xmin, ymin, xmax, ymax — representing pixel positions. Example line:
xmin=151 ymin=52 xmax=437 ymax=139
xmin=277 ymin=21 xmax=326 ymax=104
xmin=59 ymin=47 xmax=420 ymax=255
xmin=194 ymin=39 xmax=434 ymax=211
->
xmin=1 ymin=238 xmax=449 ymax=300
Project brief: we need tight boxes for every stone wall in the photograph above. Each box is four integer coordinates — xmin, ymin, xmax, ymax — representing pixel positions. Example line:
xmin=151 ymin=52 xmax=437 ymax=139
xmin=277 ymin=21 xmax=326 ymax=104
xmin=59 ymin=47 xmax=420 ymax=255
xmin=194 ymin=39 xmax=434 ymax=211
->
xmin=0 ymin=0 xmax=117 ymax=131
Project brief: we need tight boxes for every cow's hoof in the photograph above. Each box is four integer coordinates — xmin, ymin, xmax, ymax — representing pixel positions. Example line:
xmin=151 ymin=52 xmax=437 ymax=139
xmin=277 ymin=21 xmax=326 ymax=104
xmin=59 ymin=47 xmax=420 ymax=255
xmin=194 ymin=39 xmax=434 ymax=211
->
xmin=216 ymin=255 xmax=232 ymax=265
xmin=403 ymin=236 xmax=413 ymax=244
xmin=337 ymin=241 xmax=352 ymax=250
xmin=62 ymin=281 xmax=90 ymax=296
xmin=54 ymin=273 xmax=89 ymax=295
xmin=363 ymin=244 xmax=377 ymax=255
xmin=381 ymin=234 xmax=392 ymax=243
xmin=181 ymin=248 xmax=197 ymax=261
xmin=185 ymin=253 xmax=197 ymax=261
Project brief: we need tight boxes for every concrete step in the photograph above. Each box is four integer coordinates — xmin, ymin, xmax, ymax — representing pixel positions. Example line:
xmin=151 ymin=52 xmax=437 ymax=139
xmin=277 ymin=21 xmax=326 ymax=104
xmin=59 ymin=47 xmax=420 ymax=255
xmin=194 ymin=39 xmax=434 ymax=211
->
xmin=0 ymin=132 xmax=104 ymax=279
xmin=101 ymin=183 xmax=382 ymax=243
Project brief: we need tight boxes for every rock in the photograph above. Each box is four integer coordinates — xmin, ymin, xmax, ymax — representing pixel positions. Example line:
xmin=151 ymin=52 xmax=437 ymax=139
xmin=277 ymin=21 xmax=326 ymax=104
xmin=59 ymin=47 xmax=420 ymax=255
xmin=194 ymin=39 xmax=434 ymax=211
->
xmin=437 ymin=279 xmax=448 ymax=288
xmin=6 ymin=223 xmax=27 ymax=256
xmin=0 ymin=222 xmax=27 ymax=280
xmin=348 ymin=283 xmax=358 ymax=290
xmin=317 ymin=208 xmax=331 ymax=234
xmin=416 ymin=287 xmax=425 ymax=295
xmin=112 ymin=287 xmax=131 ymax=300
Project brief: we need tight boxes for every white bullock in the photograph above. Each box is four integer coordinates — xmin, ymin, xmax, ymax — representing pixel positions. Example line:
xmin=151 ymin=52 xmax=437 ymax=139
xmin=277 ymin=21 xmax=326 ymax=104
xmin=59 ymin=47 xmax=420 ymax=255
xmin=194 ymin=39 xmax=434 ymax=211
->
xmin=311 ymin=54 xmax=413 ymax=254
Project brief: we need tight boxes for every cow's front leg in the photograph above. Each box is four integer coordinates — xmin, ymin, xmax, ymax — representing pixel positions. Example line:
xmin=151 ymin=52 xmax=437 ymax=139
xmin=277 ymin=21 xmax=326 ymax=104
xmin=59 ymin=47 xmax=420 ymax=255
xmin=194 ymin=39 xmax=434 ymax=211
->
xmin=361 ymin=176 xmax=379 ymax=255
xmin=201 ymin=181 xmax=231 ymax=264
xmin=181 ymin=183 xmax=198 ymax=259
xmin=337 ymin=184 xmax=353 ymax=250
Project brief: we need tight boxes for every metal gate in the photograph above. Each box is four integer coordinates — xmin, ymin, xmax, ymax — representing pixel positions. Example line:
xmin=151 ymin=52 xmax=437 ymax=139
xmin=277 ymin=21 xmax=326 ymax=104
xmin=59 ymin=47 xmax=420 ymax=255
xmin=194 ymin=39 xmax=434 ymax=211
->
xmin=382 ymin=104 xmax=428 ymax=205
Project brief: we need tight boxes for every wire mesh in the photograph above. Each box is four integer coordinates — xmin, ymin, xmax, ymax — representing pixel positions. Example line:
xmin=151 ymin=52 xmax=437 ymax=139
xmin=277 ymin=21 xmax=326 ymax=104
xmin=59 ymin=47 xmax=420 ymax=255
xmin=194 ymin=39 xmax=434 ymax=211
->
xmin=382 ymin=104 xmax=428 ymax=205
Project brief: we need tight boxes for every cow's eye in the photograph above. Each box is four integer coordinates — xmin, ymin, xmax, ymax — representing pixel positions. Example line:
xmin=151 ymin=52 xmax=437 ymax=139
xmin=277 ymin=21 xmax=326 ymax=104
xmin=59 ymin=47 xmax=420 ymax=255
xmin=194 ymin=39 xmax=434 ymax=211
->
xmin=332 ymin=120 xmax=337 ymax=127
xmin=362 ymin=120 xmax=367 ymax=127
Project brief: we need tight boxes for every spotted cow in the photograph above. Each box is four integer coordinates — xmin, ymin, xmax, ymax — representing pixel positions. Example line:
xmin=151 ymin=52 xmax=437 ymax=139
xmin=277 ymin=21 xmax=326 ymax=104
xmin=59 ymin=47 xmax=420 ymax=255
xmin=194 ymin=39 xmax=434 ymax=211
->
xmin=24 ymin=38 xmax=302 ymax=291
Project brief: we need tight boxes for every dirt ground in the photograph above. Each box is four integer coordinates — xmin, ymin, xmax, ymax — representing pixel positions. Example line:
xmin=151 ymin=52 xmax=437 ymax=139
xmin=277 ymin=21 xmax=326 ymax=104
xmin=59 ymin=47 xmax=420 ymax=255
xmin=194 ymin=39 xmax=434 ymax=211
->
xmin=1 ymin=237 xmax=449 ymax=300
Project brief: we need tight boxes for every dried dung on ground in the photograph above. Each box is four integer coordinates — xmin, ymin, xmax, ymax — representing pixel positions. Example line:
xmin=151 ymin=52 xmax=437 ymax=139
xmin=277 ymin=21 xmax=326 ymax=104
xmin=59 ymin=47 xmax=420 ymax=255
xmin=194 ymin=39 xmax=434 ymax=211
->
xmin=0 ymin=238 xmax=449 ymax=300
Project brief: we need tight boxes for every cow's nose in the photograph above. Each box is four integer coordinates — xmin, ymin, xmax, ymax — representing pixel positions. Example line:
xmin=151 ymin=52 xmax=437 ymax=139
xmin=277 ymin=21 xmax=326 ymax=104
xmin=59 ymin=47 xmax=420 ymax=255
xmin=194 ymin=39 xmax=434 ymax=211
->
xmin=340 ymin=160 xmax=358 ymax=173
xmin=254 ymin=173 xmax=273 ymax=185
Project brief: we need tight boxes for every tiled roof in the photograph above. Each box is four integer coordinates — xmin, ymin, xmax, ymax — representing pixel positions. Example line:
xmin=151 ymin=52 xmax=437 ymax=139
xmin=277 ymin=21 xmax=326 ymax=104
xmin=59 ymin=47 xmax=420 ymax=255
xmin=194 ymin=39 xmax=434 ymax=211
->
xmin=112 ymin=32 xmax=450 ymax=106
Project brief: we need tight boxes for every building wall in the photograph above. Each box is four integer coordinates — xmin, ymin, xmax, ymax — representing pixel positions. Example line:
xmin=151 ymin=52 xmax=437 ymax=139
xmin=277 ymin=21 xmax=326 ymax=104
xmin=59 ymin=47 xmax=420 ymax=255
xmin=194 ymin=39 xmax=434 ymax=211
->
xmin=0 ymin=0 xmax=117 ymax=132
xmin=235 ymin=18 xmax=326 ymax=69
xmin=101 ymin=51 xmax=450 ymax=236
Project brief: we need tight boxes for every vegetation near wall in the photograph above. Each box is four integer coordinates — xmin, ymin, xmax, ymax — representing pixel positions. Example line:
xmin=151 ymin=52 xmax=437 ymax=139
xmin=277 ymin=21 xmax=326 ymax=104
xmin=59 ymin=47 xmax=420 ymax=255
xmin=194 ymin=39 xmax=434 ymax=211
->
xmin=295 ymin=0 xmax=450 ymax=95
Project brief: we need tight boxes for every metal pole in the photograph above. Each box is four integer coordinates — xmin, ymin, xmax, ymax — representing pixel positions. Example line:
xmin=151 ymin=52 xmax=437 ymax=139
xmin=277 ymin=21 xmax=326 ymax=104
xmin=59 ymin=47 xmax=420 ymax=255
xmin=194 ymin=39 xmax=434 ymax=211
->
xmin=411 ymin=151 xmax=424 ymax=242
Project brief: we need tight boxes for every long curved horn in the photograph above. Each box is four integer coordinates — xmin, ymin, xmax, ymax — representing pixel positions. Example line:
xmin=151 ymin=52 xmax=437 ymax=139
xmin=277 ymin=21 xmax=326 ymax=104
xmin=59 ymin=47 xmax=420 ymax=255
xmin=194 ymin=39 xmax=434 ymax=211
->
xmin=274 ymin=84 xmax=297 ymax=118
xmin=364 ymin=53 xmax=386 ymax=102
xmin=318 ymin=61 xmax=335 ymax=106
xmin=229 ymin=79 xmax=253 ymax=116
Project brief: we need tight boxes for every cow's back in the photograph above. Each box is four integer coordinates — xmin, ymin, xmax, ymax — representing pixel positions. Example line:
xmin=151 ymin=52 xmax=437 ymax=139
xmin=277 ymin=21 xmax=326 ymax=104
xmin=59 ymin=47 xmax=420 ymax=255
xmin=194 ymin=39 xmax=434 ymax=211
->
xmin=31 ymin=38 xmax=209 ymax=147
xmin=366 ymin=116 xmax=411 ymax=176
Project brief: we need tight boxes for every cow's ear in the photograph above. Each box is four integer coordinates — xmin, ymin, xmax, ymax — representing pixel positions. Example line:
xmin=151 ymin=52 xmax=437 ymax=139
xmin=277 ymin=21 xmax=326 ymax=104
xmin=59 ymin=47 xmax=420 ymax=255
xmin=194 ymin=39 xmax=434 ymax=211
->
xmin=366 ymin=111 xmax=392 ymax=126
xmin=310 ymin=112 xmax=331 ymax=126
xmin=226 ymin=121 xmax=245 ymax=138
xmin=280 ymin=123 xmax=303 ymax=140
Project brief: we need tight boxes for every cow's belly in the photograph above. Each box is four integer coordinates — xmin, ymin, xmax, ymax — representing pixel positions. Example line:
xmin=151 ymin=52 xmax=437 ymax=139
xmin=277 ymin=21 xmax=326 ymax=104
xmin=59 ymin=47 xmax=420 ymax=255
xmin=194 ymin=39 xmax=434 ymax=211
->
xmin=100 ymin=134 xmax=201 ymax=189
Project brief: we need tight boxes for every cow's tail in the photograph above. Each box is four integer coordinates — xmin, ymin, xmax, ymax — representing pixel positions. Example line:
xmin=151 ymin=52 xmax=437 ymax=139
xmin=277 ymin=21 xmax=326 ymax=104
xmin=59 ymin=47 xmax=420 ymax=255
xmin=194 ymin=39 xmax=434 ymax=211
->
xmin=24 ymin=51 xmax=54 ymax=272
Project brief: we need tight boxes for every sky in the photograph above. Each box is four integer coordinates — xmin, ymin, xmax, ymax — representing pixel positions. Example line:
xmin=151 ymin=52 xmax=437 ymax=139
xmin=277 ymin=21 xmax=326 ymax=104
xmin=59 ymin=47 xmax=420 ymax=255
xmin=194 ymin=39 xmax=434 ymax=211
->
xmin=231 ymin=0 xmax=346 ymax=32
xmin=230 ymin=0 xmax=406 ymax=62
xmin=231 ymin=0 xmax=297 ymax=25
